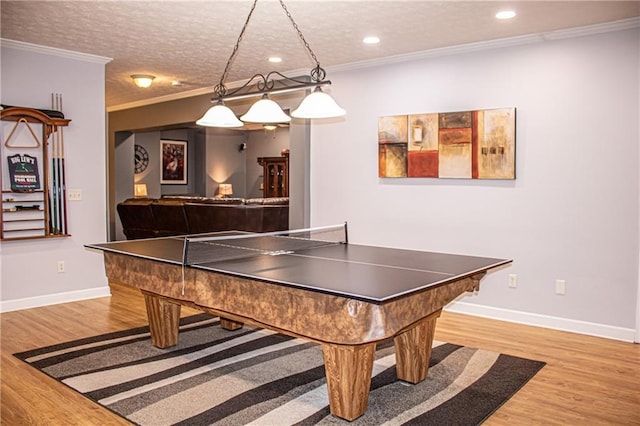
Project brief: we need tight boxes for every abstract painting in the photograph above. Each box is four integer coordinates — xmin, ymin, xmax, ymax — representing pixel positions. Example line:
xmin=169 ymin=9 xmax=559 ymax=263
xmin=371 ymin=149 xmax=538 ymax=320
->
xmin=378 ymin=115 xmax=408 ymax=177
xmin=378 ymin=108 xmax=515 ymax=179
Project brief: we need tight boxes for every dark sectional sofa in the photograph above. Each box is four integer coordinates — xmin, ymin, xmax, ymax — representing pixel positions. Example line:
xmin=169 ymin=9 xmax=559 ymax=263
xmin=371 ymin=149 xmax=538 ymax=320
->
xmin=117 ymin=196 xmax=289 ymax=240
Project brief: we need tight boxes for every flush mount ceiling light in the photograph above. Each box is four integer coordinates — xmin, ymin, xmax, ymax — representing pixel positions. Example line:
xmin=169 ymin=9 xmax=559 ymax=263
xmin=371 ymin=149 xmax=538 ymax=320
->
xmin=496 ymin=10 xmax=516 ymax=20
xmin=196 ymin=0 xmax=346 ymax=128
xmin=131 ymin=74 xmax=155 ymax=88
xmin=363 ymin=36 xmax=380 ymax=44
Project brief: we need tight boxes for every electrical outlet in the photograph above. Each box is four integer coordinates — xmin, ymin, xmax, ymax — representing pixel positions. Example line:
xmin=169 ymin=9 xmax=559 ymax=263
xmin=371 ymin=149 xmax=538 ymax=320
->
xmin=555 ymin=279 xmax=565 ymax=295
xmin=508 ymin=274 xmax=517 ymax=288
xmin=68 ymin=189 xmax=82 ymax=201
xmin=57 ymin=261 xmax=65 ymax=273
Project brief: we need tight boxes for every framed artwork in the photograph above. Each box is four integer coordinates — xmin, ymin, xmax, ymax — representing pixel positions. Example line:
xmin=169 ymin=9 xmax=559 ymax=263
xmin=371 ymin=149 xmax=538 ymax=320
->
xmin=378 ymin=108 xmax=516 ymax=179
xmin=160 ymin=140 xmax=187 ymax=184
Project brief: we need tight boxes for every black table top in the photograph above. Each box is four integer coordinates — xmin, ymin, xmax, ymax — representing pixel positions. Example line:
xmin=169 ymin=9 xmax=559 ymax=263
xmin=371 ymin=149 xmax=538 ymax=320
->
xmin=87 ymin=235 xmax=510 ymax=302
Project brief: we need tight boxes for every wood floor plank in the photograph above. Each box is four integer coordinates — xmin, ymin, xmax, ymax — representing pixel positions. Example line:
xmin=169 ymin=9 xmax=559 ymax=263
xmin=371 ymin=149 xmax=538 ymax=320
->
xmin=435 ymin=313 xmax=640 ymax=425
xmin=1 ymin=285 xmax=639 ymax=425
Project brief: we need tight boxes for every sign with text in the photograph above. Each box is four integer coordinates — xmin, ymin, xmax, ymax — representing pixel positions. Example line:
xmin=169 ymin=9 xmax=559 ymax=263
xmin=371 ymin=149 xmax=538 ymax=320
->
xmin=7 ymin=154 xmax=41 ymax=191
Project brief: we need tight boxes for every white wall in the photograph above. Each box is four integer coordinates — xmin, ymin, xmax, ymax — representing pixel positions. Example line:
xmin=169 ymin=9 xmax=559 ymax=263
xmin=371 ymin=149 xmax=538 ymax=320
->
xmin=311 ymin=29 xmax=640 ymax=341
xmin=0 ymin=41 xmax=111 ymax=310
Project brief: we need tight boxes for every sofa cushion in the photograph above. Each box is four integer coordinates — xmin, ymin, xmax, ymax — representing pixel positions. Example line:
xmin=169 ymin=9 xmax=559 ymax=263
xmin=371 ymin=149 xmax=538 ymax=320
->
xmin=151 ymin=199 xmax=189 ymax=235
xmin=183 ymin=203 xmax=245 ymax=233
xmin=244 ymin=204 xmax=289 ymax=232
xmin=116 ymin=198 xmax=156 ymax=239
xmin=262 ymin=204 xmax=289 ymax=231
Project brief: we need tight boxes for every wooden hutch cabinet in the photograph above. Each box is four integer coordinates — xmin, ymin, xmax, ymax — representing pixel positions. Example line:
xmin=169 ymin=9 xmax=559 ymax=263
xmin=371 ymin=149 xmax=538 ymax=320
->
xmin=258 ymin=152 xmax=289 ymax=198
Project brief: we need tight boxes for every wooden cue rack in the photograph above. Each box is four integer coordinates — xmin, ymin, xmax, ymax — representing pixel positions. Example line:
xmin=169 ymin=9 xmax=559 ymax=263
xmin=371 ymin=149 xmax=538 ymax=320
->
xmin=1 ymin=107 xmax=71 ymax=241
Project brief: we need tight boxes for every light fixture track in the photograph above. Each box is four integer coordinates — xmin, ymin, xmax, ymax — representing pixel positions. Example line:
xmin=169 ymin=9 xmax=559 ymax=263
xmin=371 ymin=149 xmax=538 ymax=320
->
xmin=219 ymin=72 xmax=331 ymax=102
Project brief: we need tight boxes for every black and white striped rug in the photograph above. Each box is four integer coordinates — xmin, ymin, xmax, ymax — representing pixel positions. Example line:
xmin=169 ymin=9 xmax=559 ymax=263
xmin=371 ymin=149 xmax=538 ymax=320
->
xmin=15 ymin=314 xmax=544 ymax=425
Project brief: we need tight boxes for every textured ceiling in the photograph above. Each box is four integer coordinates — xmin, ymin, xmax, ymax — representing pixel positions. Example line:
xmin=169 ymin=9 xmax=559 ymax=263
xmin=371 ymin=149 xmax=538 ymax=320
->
xmin=1 ymin=1 xmax=639 ymax=109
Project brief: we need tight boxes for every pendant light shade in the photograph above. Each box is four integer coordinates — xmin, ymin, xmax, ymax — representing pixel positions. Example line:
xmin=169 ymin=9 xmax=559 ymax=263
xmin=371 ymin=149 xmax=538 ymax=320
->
xmin=196 ymin=0 xmax=345 ymax=128
xmin=291 ymin=87 xmax=346 ymax=119
xmin=196 ymin=102 xmax=243 ymax=128
xmin=241 ymin=95 xmax=292 ymax=124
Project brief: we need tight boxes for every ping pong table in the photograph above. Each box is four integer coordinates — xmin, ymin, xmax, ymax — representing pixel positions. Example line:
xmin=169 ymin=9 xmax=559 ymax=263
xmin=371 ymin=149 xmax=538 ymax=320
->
xmin=87 ymin=224 xmax=510 ymax=421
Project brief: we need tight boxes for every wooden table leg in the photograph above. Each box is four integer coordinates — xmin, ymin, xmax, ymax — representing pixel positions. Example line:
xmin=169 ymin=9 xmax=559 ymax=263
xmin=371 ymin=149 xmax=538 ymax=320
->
xmin=393 ymin=310 xmax=441 ymax=383
xmin=322 ymin=342 xmax=376 ymax=421
xmin=142 ymin=292 xmax=181 ymax=348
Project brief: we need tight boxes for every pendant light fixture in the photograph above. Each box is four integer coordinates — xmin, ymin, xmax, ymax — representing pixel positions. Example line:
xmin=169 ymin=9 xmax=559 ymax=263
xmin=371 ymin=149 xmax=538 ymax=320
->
xmin=196 ymin=101 xmax=243 ymax=127
xmin=196 ymin=0 xmax=345 ymax=128
xmin=291 ymin=86 xmax=346 ymax=119
xmin=241 ymin=94 xmax=291 ymax=124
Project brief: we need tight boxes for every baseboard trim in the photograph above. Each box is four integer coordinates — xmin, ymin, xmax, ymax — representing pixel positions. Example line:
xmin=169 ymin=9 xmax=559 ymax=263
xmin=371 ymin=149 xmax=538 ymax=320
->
xmin=2 ymin=289 xmax=635 ymax=342
xmin=0 ymin=287 xmax=111 ymax=313
xmin=446 ymin=301 xmax=636 ymax=343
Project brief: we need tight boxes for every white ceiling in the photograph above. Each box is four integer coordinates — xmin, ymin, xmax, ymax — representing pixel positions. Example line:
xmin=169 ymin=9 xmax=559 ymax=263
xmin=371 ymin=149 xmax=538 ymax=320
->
xmin=1 ymin=1 xmax=639 ymax=109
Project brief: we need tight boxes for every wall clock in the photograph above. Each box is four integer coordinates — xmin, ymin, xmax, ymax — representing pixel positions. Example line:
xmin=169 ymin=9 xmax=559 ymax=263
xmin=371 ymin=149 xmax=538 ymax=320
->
xmin=134 ymin=144 xmax=149 ymax=174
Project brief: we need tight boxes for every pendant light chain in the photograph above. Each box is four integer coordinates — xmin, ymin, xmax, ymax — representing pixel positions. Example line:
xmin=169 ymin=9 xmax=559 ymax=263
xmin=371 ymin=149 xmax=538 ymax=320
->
xmin=198 ymin=0 xmax=345 ymax=127
xmin=216 ymin=0 xmax=259 ymax=98
xmin=217 ymin=0 xmax=327 ymax=98
xmin=278 ymin=0 xmax=325 ymax=82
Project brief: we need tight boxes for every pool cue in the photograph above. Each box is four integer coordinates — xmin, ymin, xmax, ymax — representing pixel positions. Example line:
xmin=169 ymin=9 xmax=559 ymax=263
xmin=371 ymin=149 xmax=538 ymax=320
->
xmin=50 ymin=94 xmax=56 ymax=233
xmin=57 ymin=93 xmax=68 ymax=234
xmin=56 ymin=94 xmax=64 ymax=234
xmin=47 ymin=94 xmax=54 ymax=234
xmin=57 ymin=131 xmax=63 ymax=234
xmin=50 ymin=125 xmax=58 ymax=233
xmin=51 ymin=94 xmax=60 ymax=233
xmin=47 ymin=192 xmax=54 ymax=234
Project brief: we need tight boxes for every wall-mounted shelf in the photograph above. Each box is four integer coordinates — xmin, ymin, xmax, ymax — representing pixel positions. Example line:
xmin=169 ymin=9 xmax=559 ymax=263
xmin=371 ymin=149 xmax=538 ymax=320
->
xmin=1 ymin=107 xmax=71 ymax=241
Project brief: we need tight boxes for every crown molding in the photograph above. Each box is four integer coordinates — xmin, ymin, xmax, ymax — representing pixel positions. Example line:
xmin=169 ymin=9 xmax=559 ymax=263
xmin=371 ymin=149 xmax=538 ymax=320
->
xmin=108 ymin=17 xmax=639 ymax=112
xmin=543 ymin=16 xmax=640 ymax=40
xmin=107 ymin=86 xmax=213 ymax=112
xmin=327 ymin=17 xmax=640 ymax=74
xmin=1 ymin=38 xmax=112 ymax=64
xmin=106 ymin=74 xmax=301 ymax=112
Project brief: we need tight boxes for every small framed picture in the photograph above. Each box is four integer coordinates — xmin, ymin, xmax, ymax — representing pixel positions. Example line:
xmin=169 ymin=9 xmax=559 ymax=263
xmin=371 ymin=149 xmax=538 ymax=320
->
xmin=160 ymin=140 xmax=187 ymax=184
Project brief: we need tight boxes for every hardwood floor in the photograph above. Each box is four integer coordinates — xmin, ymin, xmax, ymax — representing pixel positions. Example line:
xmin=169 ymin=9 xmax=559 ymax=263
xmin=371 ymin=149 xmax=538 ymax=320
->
xmin=2 ymin=284 xmax=639 ymax=425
